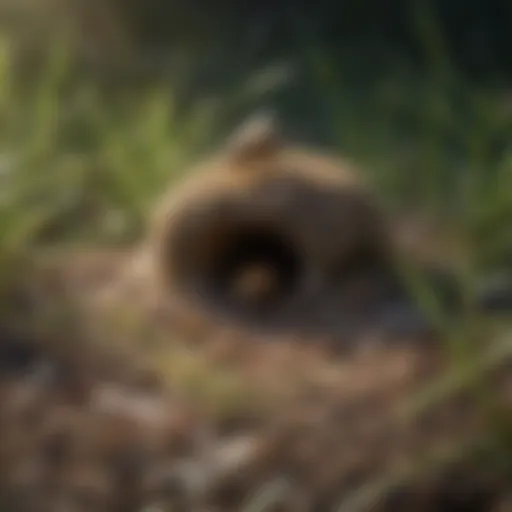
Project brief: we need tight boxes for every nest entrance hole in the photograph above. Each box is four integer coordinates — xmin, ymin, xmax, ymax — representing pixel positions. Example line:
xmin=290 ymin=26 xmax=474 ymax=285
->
xmin=190 ymin=222 xmax=303 ymax=314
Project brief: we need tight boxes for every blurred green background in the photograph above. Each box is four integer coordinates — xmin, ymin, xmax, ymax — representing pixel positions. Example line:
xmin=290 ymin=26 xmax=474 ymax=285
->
xmin=0 ymin=0 xmax=510 ymax=277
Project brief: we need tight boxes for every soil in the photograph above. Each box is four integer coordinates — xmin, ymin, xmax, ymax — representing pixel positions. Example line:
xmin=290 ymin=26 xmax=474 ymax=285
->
xmin=0 ymin=250 xmax=511 ymax=512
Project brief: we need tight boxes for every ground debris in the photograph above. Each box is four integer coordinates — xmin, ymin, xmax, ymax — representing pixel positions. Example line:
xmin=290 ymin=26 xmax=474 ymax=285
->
xmin=0 ymin=322 xmax=510 ymax=512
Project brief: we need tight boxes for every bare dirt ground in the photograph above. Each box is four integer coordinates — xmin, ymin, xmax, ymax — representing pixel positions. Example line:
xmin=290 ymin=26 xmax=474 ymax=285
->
xmin=0 ymin=249 xmax=511 ymax=512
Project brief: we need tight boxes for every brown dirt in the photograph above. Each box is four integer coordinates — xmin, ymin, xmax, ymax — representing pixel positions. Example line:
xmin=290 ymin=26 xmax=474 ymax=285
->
xmin=0 ymin=255 xmax=511 ymax=512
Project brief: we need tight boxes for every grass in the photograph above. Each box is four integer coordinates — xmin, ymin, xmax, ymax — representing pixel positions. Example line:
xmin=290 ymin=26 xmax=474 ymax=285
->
xmin=0 ymin=28 xmax=511 ymax=509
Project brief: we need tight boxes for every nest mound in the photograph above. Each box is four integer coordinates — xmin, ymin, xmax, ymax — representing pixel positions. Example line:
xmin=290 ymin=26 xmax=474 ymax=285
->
xmin=143 ymin=116 xmax=425 ymax=339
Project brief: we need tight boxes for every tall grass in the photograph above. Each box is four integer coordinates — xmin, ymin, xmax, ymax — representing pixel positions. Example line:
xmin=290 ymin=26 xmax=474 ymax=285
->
xmin=0 ymin=36 xmax=293 ymax=252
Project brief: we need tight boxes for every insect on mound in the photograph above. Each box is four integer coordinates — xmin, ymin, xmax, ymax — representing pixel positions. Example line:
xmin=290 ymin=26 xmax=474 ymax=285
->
xmin=148 ymin=114 xmax=396 ymax=334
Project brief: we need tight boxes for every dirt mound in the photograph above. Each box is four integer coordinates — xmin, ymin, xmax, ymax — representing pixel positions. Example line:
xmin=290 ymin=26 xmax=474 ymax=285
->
xmin=139 ymin=114 xmax=418 ymax=340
